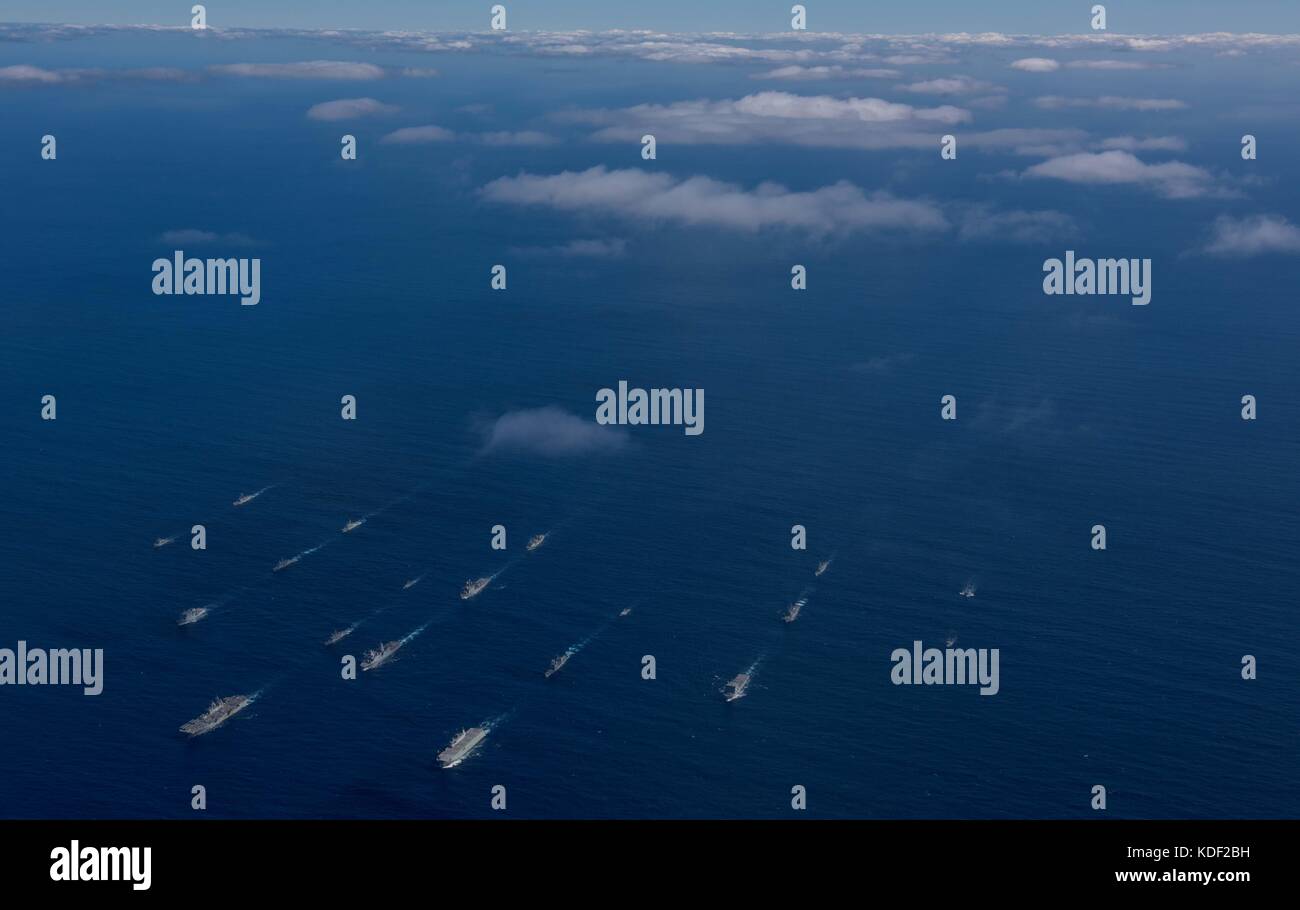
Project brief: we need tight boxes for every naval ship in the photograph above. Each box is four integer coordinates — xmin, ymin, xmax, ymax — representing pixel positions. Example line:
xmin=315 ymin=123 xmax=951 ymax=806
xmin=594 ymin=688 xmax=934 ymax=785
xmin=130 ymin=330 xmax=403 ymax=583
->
xmin=723 ymin=673 xmax=750 ymax=702
xmin=177 ymin=606 xmax=210 ymax=626
xmin=361 ymin=640 xmax=402 ymax=671
xmin=180 ymin=695 xmax=252 ymax=736
xmin=273 ymin=556 xmax=297 ymax=573
xmin=526 ymin=534 xmax=547 ymax=552
xmin=324 ymin=627 xmax=354 ymax=646
xmin=544 ymin=651 xmax=571 ymax=678
xmin=342 ymin=518 xmax=365 ymax=533
xmin=153 ymin=537 xmax=175 ymax=549
xmin=959 ymin=583 xmax=976 ymax=598
xmin=815 ymin=559 xmax=831 ymax=577
xmin=783 ymin=596 xmax=806 ymax=623
xmin=438 ymin=727 xmax=488 ymax=768
xmin=233 ymin=492 xmax=256 ymax=506
xmin=460 ymin=577 xmax=490 ymax=600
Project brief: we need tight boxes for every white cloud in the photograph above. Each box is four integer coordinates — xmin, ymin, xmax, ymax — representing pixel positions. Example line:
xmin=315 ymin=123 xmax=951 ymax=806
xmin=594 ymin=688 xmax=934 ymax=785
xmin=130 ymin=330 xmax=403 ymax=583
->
xmin=1010 ymin=57 xmax=1060 ymax=72
xmin=208 ymin=61 xmax=386 ymax=80
xmin=957 ymin=207 xmax=1076 ymax=243
xmin=0 ymin=64 xmax=194 ymax=84
xmin=1035 ymin=95 xmax=1188 ymax=110
xmin=482 ymin=166 xmax=949 ymax=236
xmin=477 ymin=130 xmax=559 ymax=146
xmin=1066 ymin=59 xmax=1165 ymax=70
xmin=898 ymin=75 xmax=1002 ymax=95
xmin=565 ymin=91 xmax=970 ymax=152
xmin=0 ymin=65 xmax=66 ymax=83
xmin=1096 ymin=135 xmax=1188 ymax=152
xmin=751 ymin=65 xmax=901 ymax=80
xmin=306 ymin=97 xmax=398 ymax=121
xmin=513 ymin=238 xmax=628 ymax=258
xmin=380 ymin=125 xmax=457 ymax=144
xmin=479 ymin=406 xmax=628 ymax=456
xmin=1203 ymin=214 xmax=1300 ymax=256
xmin=1024 ymin=150 xmax=1217 ymax=198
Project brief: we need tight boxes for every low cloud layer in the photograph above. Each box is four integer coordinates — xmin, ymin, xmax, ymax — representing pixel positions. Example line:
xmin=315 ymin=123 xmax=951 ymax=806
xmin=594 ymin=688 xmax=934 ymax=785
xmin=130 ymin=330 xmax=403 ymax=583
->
xmin=1203 ymin=214 xmax=1300 ymax=256
xmin=1034 ymin=95 xmax=1188 ymax=111
xmin=479 ymin=406 xmax=627 ymax=456
xmin=208 ymin=61 xmax=386 ymax=80
xmin=306 ymin=97 xmax=398 ymax=120
xmin=482 ymin=166 xmax=949 ymax=236
xmin=1023 ymin=150 xmax=1218 ymax=199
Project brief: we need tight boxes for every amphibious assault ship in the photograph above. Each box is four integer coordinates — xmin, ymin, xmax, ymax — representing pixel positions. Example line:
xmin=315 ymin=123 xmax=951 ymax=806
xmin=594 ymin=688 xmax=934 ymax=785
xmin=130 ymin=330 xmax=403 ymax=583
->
xmin=438 ymin=727 xmax=488 ymax=768
xmin=361 ymin=641 xmax=402 ymax=671
xmin=460 ymin=577 xmax=490 ymax=600
xmin=723 ymin=673 xmax=750 ymax=702
xmin=180 ymin=695 xmax=252 ymax=736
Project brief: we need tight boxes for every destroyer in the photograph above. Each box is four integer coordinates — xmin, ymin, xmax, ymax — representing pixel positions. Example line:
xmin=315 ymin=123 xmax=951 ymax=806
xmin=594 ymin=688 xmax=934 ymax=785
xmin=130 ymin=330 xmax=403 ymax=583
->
xmin=723 ymin=673 xmax=750 ymax=702
xmin=233 ymin=489 xmax=265 ymax=506
xmin=438 ymin=727 xmax=488 ymax=768
xmin=177 ymin=606 xmax=210 ymax=626
xmin=959 ymin=583 xmax=976 ymax=598
xmin=544 ymin=651 xmax=571 ymax=678
xmin=324 ymin=627 xmax=354 ymax=646
xmin=180 ymin=695 xmax=252 ymax=736
xmin=361 ymin=640 xmax=402 ymax=671
xmin=526 ymin=533 xmax=547 ymax=552
xmin=273 ymin=556 xmax=297 ymax=573
xmin=815 ymin=559 xmax=831 ymax=577
xmin=403 ymin=576 xmax=423 ymax=590
xmin=153 ymin=536 xmax=175 ymax=549
xmin=342 ymin=518 xmax=365 ymax=533
xmin=783 ymin=596 xmax=806 ymax=623
xmin=461 ymin=577 xmax=491 ymax=600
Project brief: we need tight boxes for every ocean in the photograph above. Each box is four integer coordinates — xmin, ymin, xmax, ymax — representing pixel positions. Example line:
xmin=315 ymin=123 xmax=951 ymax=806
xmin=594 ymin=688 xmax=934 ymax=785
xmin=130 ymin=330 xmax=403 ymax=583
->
xmin=1 ymin=27 xmax=1298 ymax=818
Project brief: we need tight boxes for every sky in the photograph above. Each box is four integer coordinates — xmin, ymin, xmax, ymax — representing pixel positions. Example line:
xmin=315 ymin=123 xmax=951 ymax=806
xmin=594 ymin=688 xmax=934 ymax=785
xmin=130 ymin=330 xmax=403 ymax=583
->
xmin=5 ymin=0 xmax=1300 ymax=33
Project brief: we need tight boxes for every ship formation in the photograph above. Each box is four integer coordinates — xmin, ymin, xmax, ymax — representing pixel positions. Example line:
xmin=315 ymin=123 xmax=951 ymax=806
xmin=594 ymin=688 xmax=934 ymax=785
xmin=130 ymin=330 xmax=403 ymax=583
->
xmin=438 ymin=727 xmax=488 ymax=768
xmin=180 ymin=695 xmax=252 ymax=736
xmin=361 ymin=640 xmax=402 ymax=671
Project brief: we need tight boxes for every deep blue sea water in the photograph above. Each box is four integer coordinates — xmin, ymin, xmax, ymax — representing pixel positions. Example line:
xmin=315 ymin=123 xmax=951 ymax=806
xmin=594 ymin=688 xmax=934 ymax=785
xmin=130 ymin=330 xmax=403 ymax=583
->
xmin=1 ymin=29 xmax=1298 ymax=818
